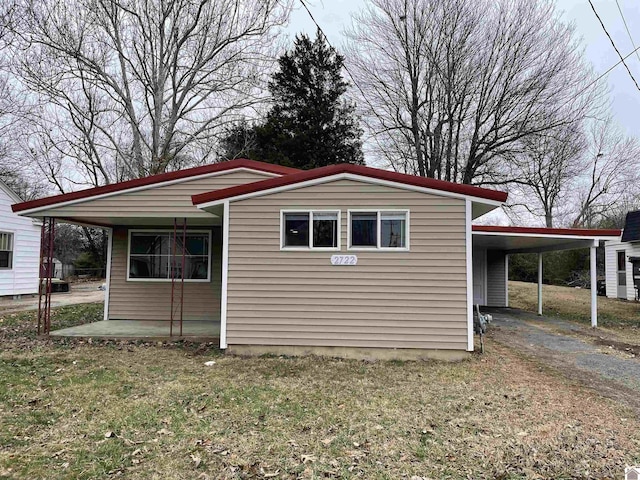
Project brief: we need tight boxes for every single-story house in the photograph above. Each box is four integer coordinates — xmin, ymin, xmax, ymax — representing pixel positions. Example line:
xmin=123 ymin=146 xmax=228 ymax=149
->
xmin=605 ymin=210 xmax=640 ymax=301
xmin=0 ymin=179 xmax=41 ymax=298
xmin=12 ymin=159 xmax=621 ymax=359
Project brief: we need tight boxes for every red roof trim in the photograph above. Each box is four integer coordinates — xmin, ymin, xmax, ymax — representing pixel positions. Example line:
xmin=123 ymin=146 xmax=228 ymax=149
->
xmin=473 ymin=225 xmax=621 ymax=237
xmin=12 ymin=159 xmax=299 ymax=213
xmin=191 ymin=163 xmax=508 ymax=205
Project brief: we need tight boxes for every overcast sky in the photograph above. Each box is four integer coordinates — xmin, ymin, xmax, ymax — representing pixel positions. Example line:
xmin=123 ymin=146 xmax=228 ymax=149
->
xmin=285 ymin=0 xmax=640 ymax=138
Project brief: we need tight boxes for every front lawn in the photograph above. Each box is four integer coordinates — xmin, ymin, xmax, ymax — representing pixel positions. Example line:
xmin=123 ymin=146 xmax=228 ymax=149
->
xmin=1 ymin=304 xmax=639 ymax=479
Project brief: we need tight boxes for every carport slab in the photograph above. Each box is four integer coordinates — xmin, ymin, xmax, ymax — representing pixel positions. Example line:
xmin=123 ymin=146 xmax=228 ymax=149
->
xmin=51 ymin=320 xmax=220 ymax=340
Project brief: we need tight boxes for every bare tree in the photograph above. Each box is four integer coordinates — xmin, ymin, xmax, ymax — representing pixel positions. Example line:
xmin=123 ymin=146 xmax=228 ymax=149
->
xmin=345 ymin=0 xmax=601 ymax=185
xmin=506 ymin=125 xmax=586 ymax=227
xmin=571 ymin=118 xmax=640 ymax=228
xmin=9 ymin=0 xmax=291 ymax=192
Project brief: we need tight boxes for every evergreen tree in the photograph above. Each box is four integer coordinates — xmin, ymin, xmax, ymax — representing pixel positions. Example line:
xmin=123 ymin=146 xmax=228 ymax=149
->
xmin=219 ymin=30 xmax=364 ymax=168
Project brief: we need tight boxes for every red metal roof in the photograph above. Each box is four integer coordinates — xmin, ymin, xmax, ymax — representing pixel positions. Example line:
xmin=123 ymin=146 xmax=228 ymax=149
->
xmin=12 ymin=159 xmax=300 ymax=213
xmin=191 ymin=163 xmax=508 ymax=206
xmin=473 ymin=225 xmax=621 ymax=237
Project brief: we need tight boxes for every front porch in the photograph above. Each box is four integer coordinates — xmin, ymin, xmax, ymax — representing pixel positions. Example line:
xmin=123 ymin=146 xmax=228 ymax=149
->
xmin=51 ymin=319 xmax=220 ymax=341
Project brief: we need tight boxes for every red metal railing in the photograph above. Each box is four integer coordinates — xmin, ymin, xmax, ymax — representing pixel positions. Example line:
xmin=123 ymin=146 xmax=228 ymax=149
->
xmin=37 ymin=217 xmax=55 ymax=335
xmin=170 ymin=218 xmax=186 ymax=336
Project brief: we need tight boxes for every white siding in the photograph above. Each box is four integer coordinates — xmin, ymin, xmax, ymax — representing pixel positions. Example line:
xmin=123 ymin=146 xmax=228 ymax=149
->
xmin=0 ymin=185 xmax=41 ymax=296
xmin=605 ymin=237 xmax=640 ymax=301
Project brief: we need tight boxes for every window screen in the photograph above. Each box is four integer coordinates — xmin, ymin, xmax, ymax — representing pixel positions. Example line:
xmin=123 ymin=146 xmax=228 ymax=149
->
xmin=380 ymin=212 xmax=407 ymax=248
xmin=283 ymin=213 xmax=310 ymax=247
xmin=313 ymin=212 xmax=338 ymax=248
xmin=351 ymin=212 xmax=377 ymax=247
xmin=0 ymin=232 xmax=13 ymax=269
xmin=129 ymin=232 xmax=209 ymax=280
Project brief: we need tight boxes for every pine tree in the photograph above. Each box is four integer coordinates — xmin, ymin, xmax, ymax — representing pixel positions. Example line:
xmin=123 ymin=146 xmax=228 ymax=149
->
xmin=219 ymin=30 xmax=364 ymax=168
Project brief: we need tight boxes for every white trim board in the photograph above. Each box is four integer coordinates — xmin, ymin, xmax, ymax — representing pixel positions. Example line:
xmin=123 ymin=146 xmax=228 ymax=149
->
xmin=220 ymin=201 xmax=229 ymax=349
xmin=103 ymin=227 xmax=113 ymax=321
xmin=465 ymin=199 xmax=474 ymax=352
xmin=472 ymin=231 xmax=620 ymax=241
xmin=195 ymin=173 xmax=504 ymax=212
xmin=17 ymin=168 xmax=281 ymax=216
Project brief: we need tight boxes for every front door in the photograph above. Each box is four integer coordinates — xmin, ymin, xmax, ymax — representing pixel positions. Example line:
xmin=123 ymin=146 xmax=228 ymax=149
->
xmin=617 ymin=250 xmax=627 ymax=299
xmin=473 ymin=249 xmax=485 ymax=305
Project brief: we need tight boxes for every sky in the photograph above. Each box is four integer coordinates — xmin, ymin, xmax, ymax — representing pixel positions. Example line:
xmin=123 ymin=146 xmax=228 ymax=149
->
xmin=284 ymin=0 xmax=640 ymax=138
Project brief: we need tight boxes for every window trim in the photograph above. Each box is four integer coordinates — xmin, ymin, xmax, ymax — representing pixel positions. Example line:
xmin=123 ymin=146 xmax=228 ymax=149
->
xmin=0 ymin=231 xmax=14 ymax=270
xmin=347 ymin=209 xmax=410 ymax=251
xmin=126 ymin=229 xmax=212 ymax=282
xmin=280 ymin=210 xmax=341 ymax=251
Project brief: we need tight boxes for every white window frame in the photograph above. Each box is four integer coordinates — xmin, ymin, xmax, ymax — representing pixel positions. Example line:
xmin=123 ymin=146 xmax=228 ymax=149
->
xmin=280 ymin=210 xmax=341 ymax=251
xmin=126 ymin=229 xmax=212 ymax=282
xmin=0 ymin=231 xmax=14 ymax=270
xmin=347 ymin=209 xmax=410 ymax=251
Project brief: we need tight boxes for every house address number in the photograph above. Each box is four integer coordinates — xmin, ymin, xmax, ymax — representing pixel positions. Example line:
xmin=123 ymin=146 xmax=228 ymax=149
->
xmin=331 ymin=254 xmax=358 ymax=266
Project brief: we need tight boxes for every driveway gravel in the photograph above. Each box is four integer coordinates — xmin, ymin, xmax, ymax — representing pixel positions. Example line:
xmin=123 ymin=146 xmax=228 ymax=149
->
xmin=487 ymin=308 xmax=640 ymax=412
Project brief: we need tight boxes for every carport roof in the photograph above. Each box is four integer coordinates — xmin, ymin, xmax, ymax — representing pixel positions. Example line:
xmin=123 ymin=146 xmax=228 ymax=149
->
xmin=472 ymin=225 xmax=621 ymax=253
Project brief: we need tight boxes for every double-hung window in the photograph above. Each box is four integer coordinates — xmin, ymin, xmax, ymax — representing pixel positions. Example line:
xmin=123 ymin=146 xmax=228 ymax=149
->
xmin=281 ymin=211 xmax=340 ymax=249
xmin=349 ymin=210 xmax=409 ymax=250
xmin=128 ymin=230 xmax=211 ymax=281
xmin=0 ymin=232 xmax=13 ymax=269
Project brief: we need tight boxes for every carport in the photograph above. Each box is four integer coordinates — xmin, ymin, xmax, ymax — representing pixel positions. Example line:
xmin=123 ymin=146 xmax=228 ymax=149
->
xmin=472 ymin=226 xmax=621 ymax=327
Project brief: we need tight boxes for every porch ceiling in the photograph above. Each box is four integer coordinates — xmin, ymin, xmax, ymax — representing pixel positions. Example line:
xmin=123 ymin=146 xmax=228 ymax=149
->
xmin=472 ymin=232 xmax=600 ymax=254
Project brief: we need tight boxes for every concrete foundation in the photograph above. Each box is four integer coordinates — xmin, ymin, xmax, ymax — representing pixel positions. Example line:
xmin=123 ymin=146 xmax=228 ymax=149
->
xmin=226 ymin=344 xmax=470 ymax=362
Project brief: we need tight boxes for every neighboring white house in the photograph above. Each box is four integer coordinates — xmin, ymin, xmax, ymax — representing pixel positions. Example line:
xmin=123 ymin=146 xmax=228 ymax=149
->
xmin=0 ymin=179 xmax=41 ymax=297
xmin=605 ymin=210 xmax=640 ymax=302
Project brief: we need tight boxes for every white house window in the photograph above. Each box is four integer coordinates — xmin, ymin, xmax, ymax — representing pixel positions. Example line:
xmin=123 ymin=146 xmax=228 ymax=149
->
xmin=349 ymin=211 xmax=409 ymax=250
xmin=282 ymin=211 xmax=340 ymax=249
xmin=128 ymin=231 xmax=211 ymax=281
xmin=0 ymin=232 xmax=13 ymax=269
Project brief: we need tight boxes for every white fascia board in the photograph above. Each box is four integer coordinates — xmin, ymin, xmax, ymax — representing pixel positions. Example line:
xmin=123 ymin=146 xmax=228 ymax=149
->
xmin=472 ymin=231 xmax=621 ymax=241
xmin=17 ymin=168 xmax=281 ymax=217
xmin=465 ymin=199 xmax=474 ymax=352
xmin=195 ymin=173 xmax=504 ymax=210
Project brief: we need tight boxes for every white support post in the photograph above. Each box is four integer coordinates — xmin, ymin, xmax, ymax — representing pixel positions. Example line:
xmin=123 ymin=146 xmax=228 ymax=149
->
xmin=103 ymin=227 xmax=113 ymax=321
xmin=505 ymin=254 xmax=509 ymax=307
xmin=591 ymin=244 xmax=598 ymax=328
xmin=220 ymin=201 xmax=230 ymax=349
xmin=537 ymin=253 xmax=543 ymax=316
xmin=465 ymin=199 xmax=473 ymax=352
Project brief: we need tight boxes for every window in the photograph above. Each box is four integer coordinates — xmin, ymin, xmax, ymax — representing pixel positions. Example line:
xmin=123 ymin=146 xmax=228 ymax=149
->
xmin=128 ymin=231 xmax=211 ymax=281
xmin=281 ymin=211 xmax=340 ymax=249
xmin=349 ymin=210 xmax=409 ymax=250
xmin=0 ymin=232 xmax=13 ymax=269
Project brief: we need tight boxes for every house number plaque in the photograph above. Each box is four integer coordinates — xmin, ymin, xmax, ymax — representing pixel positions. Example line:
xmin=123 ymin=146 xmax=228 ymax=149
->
xmin=330 ymin=254 xmax=358 ymax=266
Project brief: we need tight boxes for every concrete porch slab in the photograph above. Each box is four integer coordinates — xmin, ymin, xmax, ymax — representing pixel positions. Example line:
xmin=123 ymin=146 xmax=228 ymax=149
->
xmin=50 ymin=320 xmax=220 ymax=341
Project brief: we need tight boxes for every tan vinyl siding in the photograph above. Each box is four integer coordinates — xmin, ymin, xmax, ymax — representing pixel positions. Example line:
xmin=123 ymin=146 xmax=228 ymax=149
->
xmin=107 ymin=227 xmax=221 ymax=321
xmin=34 ymin=170 xmax=270 ymax=219
xmin=486 ymin=250 xmax=507 ymax=307
xmin=226 ymin=179 xmax=468 ymax=350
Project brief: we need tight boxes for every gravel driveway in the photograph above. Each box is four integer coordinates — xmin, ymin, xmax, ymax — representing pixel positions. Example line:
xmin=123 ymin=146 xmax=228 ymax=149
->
xmin=488 ymin=308 xmax=640 ymax=412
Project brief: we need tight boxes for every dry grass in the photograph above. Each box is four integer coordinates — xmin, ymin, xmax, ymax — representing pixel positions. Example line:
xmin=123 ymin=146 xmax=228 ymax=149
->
xmin=1 ymin=304 xmax=640 ymax=479
xmin=509 ymin=281 xmax=640 ymax=328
